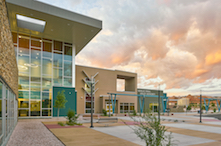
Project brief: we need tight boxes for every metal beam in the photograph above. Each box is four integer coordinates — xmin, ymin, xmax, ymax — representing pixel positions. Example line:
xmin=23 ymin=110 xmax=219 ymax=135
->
xmin=107 ymin=92 xmax=167 ymax=98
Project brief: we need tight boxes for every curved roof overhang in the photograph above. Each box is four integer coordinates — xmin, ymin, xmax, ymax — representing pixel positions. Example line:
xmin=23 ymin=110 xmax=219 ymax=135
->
xmin=6 ymin=0 xmax=102 ymax=55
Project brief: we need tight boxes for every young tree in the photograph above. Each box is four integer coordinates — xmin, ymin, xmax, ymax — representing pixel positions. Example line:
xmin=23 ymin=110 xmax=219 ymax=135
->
xmin=54 ymin=90 xmax=67 ymax=117
xmin=126 ymin=111 xmax=175 ymax=146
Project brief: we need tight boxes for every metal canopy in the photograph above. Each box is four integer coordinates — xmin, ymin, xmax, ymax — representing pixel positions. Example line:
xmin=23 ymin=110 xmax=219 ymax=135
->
xmin=201 ymin=98 xmax=221 ymax=112
xmin=6 ymin=0 xmax=102 ymax=55
xmin=107 ymin=93 xmax=168 ymax=114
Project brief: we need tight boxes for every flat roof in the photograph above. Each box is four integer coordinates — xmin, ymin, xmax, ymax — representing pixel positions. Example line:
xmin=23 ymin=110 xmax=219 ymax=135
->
xmin=6 ymin=0 xmax=102 ymax=55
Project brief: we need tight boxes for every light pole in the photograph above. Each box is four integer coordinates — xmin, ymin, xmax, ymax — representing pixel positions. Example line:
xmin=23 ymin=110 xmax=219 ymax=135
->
xmin=200 ymin=89 xmax=202 ymax=123
xmin=158 ymin=84 xmax=160 ymax=122
xmin=90 ymin=77 xmax=94 ymax=128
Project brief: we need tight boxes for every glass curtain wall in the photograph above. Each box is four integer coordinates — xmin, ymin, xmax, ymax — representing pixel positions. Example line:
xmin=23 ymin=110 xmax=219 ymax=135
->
xmin=12 ymin=32 xmax=73 ymax=117
xmin=0 ymin=80 xmax=18 ymax=145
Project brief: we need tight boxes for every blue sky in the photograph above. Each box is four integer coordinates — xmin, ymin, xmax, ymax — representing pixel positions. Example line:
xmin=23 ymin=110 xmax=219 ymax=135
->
xmin=38 ymin=0 xmax=221 ymax=97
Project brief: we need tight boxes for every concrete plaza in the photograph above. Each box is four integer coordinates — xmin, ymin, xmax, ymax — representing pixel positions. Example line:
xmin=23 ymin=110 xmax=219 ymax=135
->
xmin=7 ymin=113 xmax=221 ymax=146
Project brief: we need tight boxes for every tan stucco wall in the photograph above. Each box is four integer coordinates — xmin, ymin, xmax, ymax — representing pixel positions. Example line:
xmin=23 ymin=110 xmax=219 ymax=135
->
xmin=0 ymin=0 xmax=18 ymax=97
xmin=75 ymin=65 xmax=137 ymax=114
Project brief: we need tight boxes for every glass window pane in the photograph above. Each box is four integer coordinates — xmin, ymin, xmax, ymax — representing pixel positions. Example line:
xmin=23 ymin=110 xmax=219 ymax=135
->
xmin=31 ymin=39 xmax=41 ymax=48
xmin=42 ymin=109 xmax=51 ymax=116
xmin=31 ymin=83 xmax=40 ymax=91
xmin=18 ymin=98 xmax=29 ymax=108
xmin=53 ymin=68 xmax=62 ymax=85
xmin=86 ymin=102 xmax=94 ymax=108
xmin=42 ymin=76 xmax=52 ymax=92
xmin=30 ymin=91 xmax=40 ymax=99
xmin=31 ymin=49 xmax=41 ymax=65
xmin=86 ymin=110 xmax=94 ymax=113
xmin=18 ymin=75 xmax=29 ymax=90
xmin=53 ymin=52 xmax=62 ymax=68
xmin=18 ymin=91 xmax=29 ymax=99
xmin=64 ymin=78 xmax=72 ymax=87
xmin=18 ymin=54 xmax=29 ymax=73
xmin=64 ymin=46 xmax=72 ymax=61
xmin=19 ymin=37 xmax=29 ymax=55
xmin=43 ymin=42 xmax=52 ymax=58
xmin=54 ymin=41 xmax=62 ymax=51
xmin=64 ymin=61 xmax=72 ymax=77
xmin=18 ymin=109 xmax=29 ymax=117
xmin=30 ymin=100 xmax=40 ymax=116
xmin=42 ymin=92 xmax=51 ymax=108
xmin=42 ymin=58 xmax=52 ymax=75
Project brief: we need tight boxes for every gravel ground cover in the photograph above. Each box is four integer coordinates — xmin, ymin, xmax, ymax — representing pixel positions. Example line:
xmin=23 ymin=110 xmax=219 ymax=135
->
xmin=6 ymin=120 xmax=64 ymax=146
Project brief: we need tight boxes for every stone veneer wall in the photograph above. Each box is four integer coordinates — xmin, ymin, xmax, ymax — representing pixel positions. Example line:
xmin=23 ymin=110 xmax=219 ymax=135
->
xmin=0 ymin=0 xmax=18 ymax=97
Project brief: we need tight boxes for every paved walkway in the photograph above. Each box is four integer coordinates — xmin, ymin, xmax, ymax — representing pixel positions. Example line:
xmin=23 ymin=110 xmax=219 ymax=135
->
xmin=7 ymin=119 xmax=65 ymax=146
xmin=6 ymin=113 xmax=221 ymax=146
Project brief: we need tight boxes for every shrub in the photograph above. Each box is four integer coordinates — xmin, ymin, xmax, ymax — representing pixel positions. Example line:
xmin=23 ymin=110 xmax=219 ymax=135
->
xmin=125 ymin=111 xmax=175 ymax=146
xmin=58 ymin=122 xmax=65 ymax=126
xmin=174 ymin=120 xmax=178 ymax=122
xmin=133 ymin=110 xmax=137 ymax=116
xmin=66 ymin=109 xmax=80 ymax=125
xmin=214 ymin=108 xmax=216 ymax=113
xmin=187 ymin=105 xmax=191 ymax=111
xmin=102 ymin=109 xmax=107 ymax=116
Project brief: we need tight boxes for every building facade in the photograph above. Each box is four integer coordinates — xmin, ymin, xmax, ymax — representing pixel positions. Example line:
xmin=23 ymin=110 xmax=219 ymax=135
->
xmin=137 ymin=89 xmax=166 ymax=113
xmin=5 ymin=0 xmax=102 ymax=118
xmin=75 ymin=65 xmax=137 ymax=114
xmin=0 ymin=0 xmax=18 ymax=145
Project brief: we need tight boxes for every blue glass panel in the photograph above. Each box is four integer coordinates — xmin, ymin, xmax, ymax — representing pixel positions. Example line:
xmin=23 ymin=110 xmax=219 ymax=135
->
xmin=53 ymin=52 xmax=62 ymax=68
xmin=30 ymin=91 xmax=41 ymax=99
xmin=64 ymin=78 xmax=72 ymax=87
xmin=64 ymin=61 xmax=72 ymax=77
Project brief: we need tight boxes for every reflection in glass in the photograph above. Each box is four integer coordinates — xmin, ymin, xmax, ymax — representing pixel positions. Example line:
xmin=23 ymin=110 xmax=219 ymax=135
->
xmin=64 ymin=61 xmax=72 ymax=76
xmin=42 ymin=92 xmax=51 ymax=108
xmin=18 ymin=54 xmax=29 ymax=73
xmin=53 ymin=68 xmax=62 ymax=85
xmin=31 ymin=91 xmax=40 ymax=99
xmin=42 ymin=76 xmax=52 ymax=91
xmin=42 ymin=58 xmax=52 ymax=75
xmin=64 ymin=78 xmax=72 ymax=87
xmin=18 ymin=109 xmax=29 ymax=117
xmin=18 ymin=99 xmax=29 ymax=108
xmin=18 ymin=91 xmax=29 ymax=99
xmin=64 ymin=46 xmax=72 ymax=61
xmin=43 ymin=42 xmax=52 ymax=58
xmin=31 ymin=83 xmax=41 ymax=91
xmin=54 ymin=41 xmax=62 ymax=51
xmin=42 ymin=109 xmax=51 ymax=116
xmin=30 ymin=100 xmax=40 ymax=116
xmin=53 ymin=52 xmax=62 ymax=68
xmin=31 ymin=49 xmax=41 ymax=65
xmin=19 ymin=37 xmax=29 ymax=55
xmin=18 ymin=75 xmax=29 ymax=90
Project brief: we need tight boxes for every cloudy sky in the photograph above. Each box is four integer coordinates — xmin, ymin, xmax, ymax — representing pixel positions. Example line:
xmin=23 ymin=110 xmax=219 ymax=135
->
xmin=38 ymin=0 xmax=221 ymax=96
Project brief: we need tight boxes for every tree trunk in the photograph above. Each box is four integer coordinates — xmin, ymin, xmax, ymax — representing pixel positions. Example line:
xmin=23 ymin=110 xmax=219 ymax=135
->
xmin=57 ymin=108 xmax=59 ymax=117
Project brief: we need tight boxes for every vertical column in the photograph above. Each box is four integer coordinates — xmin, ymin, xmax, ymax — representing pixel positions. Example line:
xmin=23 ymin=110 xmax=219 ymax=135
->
xmin=72 ymin=44 xmax=76 ymax=87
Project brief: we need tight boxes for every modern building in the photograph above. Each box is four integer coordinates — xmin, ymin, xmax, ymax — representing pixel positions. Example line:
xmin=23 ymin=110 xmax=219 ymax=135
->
xmin=6 ymin=0 xmax=102 ymax=118
xmin=1 ymin=0 xmax=102 ymax=144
